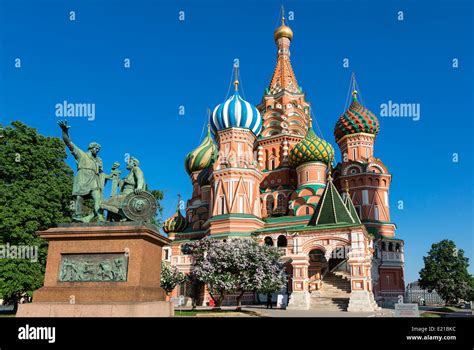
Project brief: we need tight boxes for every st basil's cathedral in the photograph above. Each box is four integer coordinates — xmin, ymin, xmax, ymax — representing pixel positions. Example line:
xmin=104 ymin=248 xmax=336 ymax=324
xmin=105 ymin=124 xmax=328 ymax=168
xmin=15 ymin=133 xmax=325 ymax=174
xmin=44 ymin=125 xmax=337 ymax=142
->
xmin=162 ymin=14 xmax=405 ymax=311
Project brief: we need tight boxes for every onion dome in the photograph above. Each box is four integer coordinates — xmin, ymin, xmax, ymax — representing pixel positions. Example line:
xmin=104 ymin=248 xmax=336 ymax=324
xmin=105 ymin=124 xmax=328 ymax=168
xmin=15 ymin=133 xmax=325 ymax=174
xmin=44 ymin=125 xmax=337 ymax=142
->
xmin=163 ymin=204 xmax=188 ymax=234
xmin=197 ymin=165 xmax=212 ymax=187
xmin=274 ymin=15 xmax=293 ymax=41
xmin=334 ymin=90 xmax=380 ymax=142
xmin=184 ymin=126 xmax=218 ymax=174
xmin=210 ymin=79 xmax=262 ymax=137
xmin=289 ymin=123 xmax=335 ymax=168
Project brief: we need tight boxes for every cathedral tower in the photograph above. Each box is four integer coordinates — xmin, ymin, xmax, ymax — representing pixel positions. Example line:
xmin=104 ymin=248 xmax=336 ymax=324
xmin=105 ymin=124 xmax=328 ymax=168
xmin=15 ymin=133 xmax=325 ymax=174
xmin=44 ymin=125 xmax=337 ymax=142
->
xmin=208 ymin=73 xmax=264 ymax=236
xmin=257 ymin=12 xmax=313 ymax=218
xmin=333 ymin=79 xmax=393 ymax=237
xmin=184 ymin=123 xmax=218 ymax=231
xmin=333 ymin=76 xmax=404 ymax=301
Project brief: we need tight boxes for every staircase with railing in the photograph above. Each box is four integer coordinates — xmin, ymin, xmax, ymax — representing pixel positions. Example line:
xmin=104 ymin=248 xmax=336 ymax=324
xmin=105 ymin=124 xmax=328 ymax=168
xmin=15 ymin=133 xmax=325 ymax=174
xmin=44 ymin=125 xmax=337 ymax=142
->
xmin=310 ymin=259 xmax=351 ymax=311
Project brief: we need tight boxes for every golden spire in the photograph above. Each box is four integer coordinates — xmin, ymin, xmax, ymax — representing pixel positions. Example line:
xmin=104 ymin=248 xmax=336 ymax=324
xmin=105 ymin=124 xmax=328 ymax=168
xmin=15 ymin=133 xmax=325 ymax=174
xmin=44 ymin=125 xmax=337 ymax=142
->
xmin=274 ymin=6 xmax=293 ymax=41
xmin=351 ymin=73 xmax=358 ymax=100
xmin=233 ymin=65 xmax=239 ymax=91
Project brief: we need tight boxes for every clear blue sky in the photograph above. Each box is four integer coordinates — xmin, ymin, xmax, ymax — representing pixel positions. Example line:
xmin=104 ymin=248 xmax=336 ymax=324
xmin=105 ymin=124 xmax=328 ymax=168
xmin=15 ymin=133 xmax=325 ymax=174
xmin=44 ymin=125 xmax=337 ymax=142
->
xmin=0 ymin=0 xmax=472 ymax=283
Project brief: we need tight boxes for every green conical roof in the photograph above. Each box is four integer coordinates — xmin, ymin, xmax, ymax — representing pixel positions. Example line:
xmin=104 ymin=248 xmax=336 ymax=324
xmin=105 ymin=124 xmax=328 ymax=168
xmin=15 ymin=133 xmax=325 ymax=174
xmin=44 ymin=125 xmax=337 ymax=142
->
xmin=308 ymin=176 xmax=357 ymax=226
xmin=343 ymin=192 xmax=361 ymax=224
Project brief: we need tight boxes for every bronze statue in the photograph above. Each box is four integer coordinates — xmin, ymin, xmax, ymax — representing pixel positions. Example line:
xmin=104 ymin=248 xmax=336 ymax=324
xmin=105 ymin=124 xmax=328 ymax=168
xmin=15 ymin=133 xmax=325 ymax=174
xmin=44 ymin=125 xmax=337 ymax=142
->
xmin=59 ymin=121 xmax=156 ymax=223
xmin=101 ymin=156 xmax=156 ymax=222
xmin=119 ymin=157 xmax=145 ymax=195
xmin=58 ymin=120 xmax=104 ymax=222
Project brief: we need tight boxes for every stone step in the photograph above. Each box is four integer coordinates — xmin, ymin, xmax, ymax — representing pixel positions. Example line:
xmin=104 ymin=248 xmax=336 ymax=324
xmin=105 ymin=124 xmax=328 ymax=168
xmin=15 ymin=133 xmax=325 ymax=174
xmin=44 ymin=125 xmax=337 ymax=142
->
xmin=324 ymin=288 xmax=350 ymax=292
xmin=322 ymin=290 xmax=351 ymax=295
xmin=324 ymin=280 xmax=350 ymax=284
xmin=325 ymin=285 xmax=350 ymax=288
xmin=323 ymin=292 xmax=350 ymax=295
xmin=324 ymin=279 xmax=350 ymax=284
xmin=322 ymin=286 xmax=351 ymax=291
xmin=310 ymin=297 xmax=349 ymax=311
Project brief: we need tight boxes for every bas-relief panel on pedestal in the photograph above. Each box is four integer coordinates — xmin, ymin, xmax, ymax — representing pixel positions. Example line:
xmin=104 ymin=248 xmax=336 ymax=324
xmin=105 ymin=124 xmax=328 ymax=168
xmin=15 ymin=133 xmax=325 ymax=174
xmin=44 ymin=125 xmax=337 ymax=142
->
xmin=59 ymin=253 xmax=129 ymax=282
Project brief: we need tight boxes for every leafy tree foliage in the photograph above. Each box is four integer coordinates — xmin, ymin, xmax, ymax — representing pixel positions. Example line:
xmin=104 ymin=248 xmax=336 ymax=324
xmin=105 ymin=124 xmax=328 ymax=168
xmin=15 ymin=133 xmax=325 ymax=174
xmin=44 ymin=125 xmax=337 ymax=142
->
xmin=149 ymin=189 xmax=164 ymax=226
xmin=188 ymin=237 xmax=286 ymax=309
xmin=0 ymin=121 xmax=73 ymax=311
xmin=160 ymin=261 xmax=186 ymax=295
xmin=419 ymin=239 xmax=473 ymax=305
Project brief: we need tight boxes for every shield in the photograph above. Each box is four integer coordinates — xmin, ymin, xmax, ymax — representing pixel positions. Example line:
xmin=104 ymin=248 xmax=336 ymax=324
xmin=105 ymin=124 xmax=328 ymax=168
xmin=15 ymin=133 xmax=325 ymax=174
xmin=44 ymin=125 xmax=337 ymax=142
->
xmin=121 ymin=191 xmax=157 ymax=221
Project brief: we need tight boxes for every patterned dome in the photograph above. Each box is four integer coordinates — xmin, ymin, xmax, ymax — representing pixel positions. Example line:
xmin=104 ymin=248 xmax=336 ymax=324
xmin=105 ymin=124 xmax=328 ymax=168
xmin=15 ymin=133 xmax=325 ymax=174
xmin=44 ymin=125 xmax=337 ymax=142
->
xmin=210 ymin=81 xmax=262 ymax=137
xmin=197 ymin=165 xmax=212 ymax=187
xmin=185 ymin=127 xmax=218 ymax=174
xmin=289 ymin=126 xmax=335 ymax=167
xmin=334 ymin=92 xmax=380 ymax=142
xmin=163 ymin=205 xmax=188 ymax=234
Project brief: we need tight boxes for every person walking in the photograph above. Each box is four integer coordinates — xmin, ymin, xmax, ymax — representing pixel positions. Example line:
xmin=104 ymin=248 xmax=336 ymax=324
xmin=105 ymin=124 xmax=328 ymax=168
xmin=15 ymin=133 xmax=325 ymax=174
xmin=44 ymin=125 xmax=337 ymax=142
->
xmin=266 ymin=293 xmax=273 ymax=309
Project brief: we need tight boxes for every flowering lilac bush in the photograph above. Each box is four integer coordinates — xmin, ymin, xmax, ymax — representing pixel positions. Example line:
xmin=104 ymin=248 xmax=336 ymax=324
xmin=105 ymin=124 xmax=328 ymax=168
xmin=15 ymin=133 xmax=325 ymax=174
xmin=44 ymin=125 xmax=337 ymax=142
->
xmin=188 ymin=237 xmax=286 ymax=308
xmin=160 ymin=261 xmax=187 ymax=295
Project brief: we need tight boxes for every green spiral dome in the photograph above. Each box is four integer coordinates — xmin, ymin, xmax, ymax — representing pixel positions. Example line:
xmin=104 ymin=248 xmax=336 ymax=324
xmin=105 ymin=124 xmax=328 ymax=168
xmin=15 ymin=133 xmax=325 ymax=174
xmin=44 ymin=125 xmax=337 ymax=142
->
xmin=289 ymin=126 xmax=335 ymax=168
xmin=185 ymin=127 xmax=218 ymax=174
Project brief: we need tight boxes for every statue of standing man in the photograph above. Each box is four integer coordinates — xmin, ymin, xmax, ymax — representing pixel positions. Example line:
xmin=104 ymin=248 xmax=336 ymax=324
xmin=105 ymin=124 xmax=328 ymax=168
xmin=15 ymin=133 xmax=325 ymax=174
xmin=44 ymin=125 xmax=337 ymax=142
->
xmin=58 ymin=121 xmax=105 ymax=222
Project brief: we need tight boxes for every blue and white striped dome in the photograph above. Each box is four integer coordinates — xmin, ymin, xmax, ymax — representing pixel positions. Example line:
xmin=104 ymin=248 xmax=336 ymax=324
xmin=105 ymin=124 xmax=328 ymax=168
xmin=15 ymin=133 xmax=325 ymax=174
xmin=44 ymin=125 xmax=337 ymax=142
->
xmin=210 ymin=88 xmax=262 ymax=137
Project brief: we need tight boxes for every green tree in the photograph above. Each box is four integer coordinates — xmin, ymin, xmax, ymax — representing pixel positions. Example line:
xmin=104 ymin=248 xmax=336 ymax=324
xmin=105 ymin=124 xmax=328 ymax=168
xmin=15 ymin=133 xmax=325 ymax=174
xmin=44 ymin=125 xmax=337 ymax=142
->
xmin=149 ymin=189 xmax=164 ymax=227
xmin=0 ymin=121 xmax=73 ymax=312
xmin=160 ymin=261 xmax=186 ymax=296
xmin=419 ymin=239 xmax=473 ymax=305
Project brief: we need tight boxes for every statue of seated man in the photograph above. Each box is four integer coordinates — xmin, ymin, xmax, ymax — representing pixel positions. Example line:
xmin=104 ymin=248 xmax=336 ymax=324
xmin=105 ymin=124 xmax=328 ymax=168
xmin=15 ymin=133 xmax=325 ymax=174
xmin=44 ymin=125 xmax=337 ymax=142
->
xmin=119 ymin=157 xmax=145 ymax=195
xmin=101 ymin=156 xmax=148 ymax=221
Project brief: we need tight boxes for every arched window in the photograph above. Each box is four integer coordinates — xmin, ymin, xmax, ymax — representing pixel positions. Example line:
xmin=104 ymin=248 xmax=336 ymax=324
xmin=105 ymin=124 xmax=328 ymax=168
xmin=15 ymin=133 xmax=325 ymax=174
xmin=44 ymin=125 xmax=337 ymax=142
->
xmin=381 ymin=242 xmax=386 ymax=251
xmin=305 ymin=206 xmax=311 ymax=215
xmin=277 ymin=194 xmax=285 ymax=211
xmin=309 ymin=249 xmax=326 ymax=262
xmin=395 ymin=243 xmax=400 ymax=252
xmin=220 ymin=197 xmax=225 ymax=215
xmin=266 ymin=196 xmax=274 ymax=216
xmin=264 ymin=237 xmax=274 ymax=246
xmin=277 ymin=235 xmax=287 ymax=247
xmin=388 ymin=242 xmax=394 ymax=252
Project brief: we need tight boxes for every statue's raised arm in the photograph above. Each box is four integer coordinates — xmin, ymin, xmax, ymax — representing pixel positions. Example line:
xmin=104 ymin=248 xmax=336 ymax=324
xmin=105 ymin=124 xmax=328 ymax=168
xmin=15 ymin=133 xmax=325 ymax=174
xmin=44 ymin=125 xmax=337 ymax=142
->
xmin=58 ymin=120 xmax=79 ymax=160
